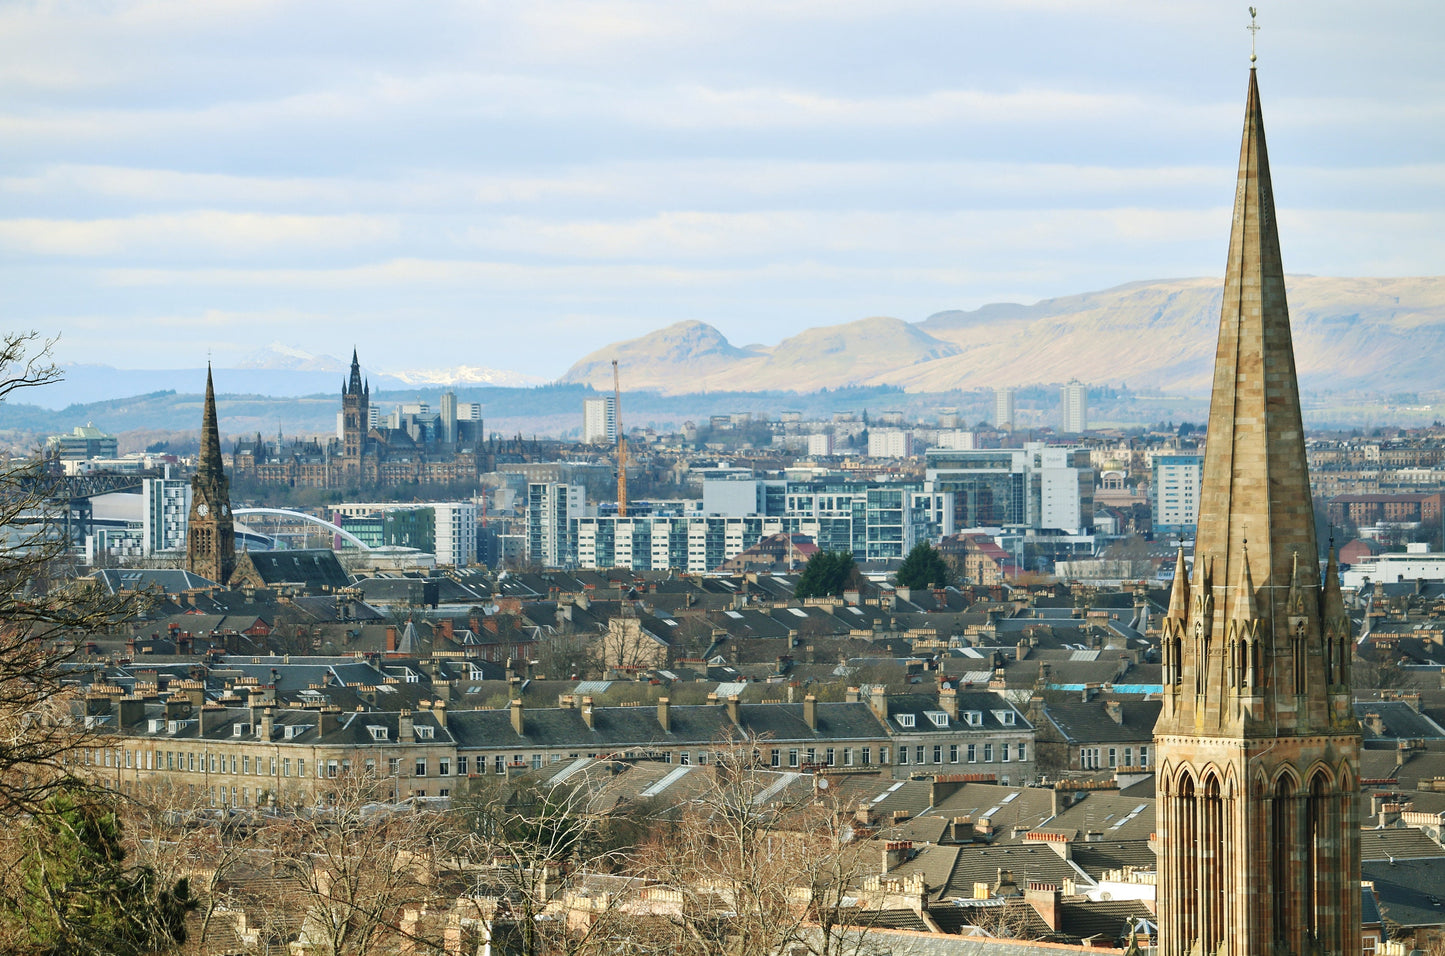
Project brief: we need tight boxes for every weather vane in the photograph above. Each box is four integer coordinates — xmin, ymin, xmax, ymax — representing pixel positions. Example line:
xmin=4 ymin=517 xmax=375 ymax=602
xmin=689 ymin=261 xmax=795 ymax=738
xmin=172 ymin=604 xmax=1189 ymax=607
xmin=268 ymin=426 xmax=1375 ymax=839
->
xmin=1248 ymin=7 xmax=1260 ymax=64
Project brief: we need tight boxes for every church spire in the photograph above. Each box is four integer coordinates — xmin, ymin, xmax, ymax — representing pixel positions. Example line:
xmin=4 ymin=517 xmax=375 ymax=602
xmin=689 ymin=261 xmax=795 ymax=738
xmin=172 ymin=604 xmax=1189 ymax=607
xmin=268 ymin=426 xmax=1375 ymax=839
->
xmin=198 ymin=363 xmax=225 ymax=480
xmin=1195 ymin=66 xmax=1318 ymax=630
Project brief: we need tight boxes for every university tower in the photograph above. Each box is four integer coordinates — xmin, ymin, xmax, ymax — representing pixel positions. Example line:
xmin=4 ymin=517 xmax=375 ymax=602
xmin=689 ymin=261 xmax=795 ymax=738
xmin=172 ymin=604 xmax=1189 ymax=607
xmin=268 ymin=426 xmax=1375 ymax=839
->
xmin=1153 ymin=66 xmax=1361 ymax=956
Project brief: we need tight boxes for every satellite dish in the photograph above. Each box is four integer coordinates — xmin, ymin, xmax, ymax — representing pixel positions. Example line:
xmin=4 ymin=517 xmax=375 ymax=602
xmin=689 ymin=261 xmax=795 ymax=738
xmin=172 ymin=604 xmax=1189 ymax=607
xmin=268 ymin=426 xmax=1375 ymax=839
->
xmin=817 ymin=778 xmax=829 ymax=789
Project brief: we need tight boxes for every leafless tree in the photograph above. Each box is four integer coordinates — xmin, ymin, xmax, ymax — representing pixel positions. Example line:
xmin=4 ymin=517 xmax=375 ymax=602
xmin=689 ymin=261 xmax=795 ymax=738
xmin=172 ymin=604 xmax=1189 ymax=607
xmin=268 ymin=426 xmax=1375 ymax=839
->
xmin=257 ymin=769 xmax=452 ymax=955
xmin=0 ymin=332 xmax=141 ymax=814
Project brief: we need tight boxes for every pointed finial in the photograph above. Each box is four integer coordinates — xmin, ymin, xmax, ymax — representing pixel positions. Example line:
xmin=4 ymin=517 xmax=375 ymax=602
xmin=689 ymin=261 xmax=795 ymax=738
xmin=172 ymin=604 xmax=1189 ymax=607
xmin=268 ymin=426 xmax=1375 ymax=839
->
xmin=1248 ymin=7 xmax=1260 ymax=65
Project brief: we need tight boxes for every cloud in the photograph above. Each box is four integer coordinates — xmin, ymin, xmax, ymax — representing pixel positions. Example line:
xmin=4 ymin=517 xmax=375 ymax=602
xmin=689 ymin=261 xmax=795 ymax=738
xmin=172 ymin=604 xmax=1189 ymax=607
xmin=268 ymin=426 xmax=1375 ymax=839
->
xmin=0 ymin=211 xmax=397 ymax=257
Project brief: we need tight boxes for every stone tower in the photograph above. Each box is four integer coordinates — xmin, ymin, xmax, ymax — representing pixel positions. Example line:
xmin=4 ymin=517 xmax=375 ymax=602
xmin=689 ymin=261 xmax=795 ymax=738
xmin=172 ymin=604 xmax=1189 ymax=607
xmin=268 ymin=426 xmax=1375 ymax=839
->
xmin=186 ymin=365 xmax=237 ymax=584
xmin=341 ymin=348 xmax=369 ymax=475
xmin=1153 ymin=67 xmax=1360 ymax=956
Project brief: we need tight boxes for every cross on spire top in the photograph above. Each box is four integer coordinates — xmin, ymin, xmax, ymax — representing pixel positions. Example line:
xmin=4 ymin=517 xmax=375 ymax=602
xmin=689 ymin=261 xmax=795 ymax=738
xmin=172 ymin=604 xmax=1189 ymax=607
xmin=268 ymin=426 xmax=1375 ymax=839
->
xmin=1248 ymin=7 xmax=1260 ymax=65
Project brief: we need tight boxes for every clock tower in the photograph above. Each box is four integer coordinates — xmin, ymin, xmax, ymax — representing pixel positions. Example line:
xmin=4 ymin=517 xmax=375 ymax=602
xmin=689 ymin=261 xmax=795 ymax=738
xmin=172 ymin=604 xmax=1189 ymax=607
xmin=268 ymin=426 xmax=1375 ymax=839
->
xmin=187 ymin=365 xmax=236 ymax=584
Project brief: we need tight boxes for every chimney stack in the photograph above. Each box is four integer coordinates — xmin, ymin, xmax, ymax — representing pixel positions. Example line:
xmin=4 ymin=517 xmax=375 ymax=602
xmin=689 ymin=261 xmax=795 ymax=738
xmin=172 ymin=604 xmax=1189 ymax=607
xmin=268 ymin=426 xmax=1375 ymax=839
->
xmin=511 ymin=699 xmax=525 ymax=736
xmin=657 ymin=697 xmax=671 ymax=733
xmin=726 ymin=695 xmax=741 ymax=726
xmin=581 ymin=696 xmax=595 ymax=730
xmin=1025 ymin=882 xmax=1062 ymax=930
xmin=399 ymin=709 xmax=415 ymax=743
xmin=803 ymin=694 xmax=817 ymax=730
xmin=1105 ymin=700 xmax=1123 ymax=725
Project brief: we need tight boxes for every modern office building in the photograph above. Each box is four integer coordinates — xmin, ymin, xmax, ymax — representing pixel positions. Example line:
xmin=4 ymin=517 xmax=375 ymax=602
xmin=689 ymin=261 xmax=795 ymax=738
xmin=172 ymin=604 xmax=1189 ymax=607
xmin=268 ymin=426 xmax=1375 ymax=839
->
xmin=926 ymin=443 xmax=1093 ymax=534
xmin=433 ymin=501 xmax=478 ymax=567
xmin=48 ymin=423 xmax=119 ymax=460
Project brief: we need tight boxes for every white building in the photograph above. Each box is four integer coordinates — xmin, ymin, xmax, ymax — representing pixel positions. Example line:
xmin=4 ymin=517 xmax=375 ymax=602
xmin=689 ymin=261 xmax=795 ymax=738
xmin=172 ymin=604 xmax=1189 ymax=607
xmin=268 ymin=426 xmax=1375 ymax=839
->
xmin=433 ymin=501 xmax=477 ymax=567
xmin=806 ymin=433 xmax=834 ymax=457
xmin=1060 ymin=381 xmax=1088 ymax=433
xmin=527 ymin=483 xmax=586 ymax=566
xmin=583 ymin=397 xmax=616 ymax=444
xmin=1342 ymin=545 xmax=1445 ymax=589
xmin=868 ymin=430 xmax=915 ymax=458
xmin=143 ymin=477 xmax=192 ymax=554
xmin=1151 ymin=454 xmax=1204 ymax=536
xmin=994 ymin=388 xmax=1016 ymax=430
xmin=934 ymin=430 xmax=976 ymax=451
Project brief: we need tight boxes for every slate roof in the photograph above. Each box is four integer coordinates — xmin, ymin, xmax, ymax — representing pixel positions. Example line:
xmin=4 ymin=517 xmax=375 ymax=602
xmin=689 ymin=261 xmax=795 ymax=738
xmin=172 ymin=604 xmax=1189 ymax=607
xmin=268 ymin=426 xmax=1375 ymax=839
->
xmin=94 ymin=568 xmax=221 ymax=594
xmin=1036 ymin=700 xmax=1161 ymax=745
xmin=1357 ymin=701 xmax=1445 ymax=742
xmin=1365 ymin=857 xmax=1445 ymax=931
xmin=235 ymin=549 xmax=351 ymax=591
xmin=1037 ymin=793 xmax=1155 ymax=842
xmin=1360 ymin=827 xmax=1445 ymax=861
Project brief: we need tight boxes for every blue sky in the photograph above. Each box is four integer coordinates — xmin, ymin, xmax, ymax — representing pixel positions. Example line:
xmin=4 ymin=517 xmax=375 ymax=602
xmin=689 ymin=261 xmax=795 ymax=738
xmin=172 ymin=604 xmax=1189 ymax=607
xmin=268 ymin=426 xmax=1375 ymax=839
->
xmin=2 ymin=0 xmax=1442 ymax=379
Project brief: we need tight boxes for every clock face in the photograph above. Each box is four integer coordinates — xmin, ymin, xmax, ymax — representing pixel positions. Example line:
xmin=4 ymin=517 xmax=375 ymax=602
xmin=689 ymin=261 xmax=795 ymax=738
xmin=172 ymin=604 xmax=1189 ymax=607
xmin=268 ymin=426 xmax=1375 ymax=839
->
xmin=196 ymin=502 xmax=209 ymax=516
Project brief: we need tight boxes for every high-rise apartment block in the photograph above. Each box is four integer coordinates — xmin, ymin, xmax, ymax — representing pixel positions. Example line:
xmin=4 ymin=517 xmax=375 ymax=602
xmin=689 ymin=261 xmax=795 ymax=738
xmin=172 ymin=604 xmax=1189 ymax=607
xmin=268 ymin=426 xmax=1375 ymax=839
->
xmin=1060 ymin=380 xmax=1088 ymax=433
xmin=993 ymin=388 xmax=1016 ymax=430
xmin=1151 ymin=454 xmax=1204 ymax=537
xmin=527 ymin=482 xmax=586 ymax=566
xmin=583 ymin=397 xmax=617 ymax=444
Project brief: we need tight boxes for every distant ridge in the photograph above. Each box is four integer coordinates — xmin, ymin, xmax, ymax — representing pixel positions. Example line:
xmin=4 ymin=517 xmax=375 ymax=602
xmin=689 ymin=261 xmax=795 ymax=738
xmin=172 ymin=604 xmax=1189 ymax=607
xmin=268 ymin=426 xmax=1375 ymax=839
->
xmin=559 ymin=276 xmax=1445 ymax=396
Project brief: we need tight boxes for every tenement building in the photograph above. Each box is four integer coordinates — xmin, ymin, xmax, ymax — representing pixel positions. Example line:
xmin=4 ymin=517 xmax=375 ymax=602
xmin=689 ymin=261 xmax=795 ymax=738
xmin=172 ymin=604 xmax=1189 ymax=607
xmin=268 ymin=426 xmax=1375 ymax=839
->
xmin=1154 ymin=65 xmax=1360 ymax=956
xmin=79 ymin=687 xmax=1033 ymax=805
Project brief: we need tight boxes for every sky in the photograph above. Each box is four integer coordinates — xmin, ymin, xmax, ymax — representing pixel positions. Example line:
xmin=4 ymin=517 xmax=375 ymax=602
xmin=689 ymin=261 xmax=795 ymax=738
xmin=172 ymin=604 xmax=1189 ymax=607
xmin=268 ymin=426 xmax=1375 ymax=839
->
xmin=2 ymin=0 xmax=1443 ymax=380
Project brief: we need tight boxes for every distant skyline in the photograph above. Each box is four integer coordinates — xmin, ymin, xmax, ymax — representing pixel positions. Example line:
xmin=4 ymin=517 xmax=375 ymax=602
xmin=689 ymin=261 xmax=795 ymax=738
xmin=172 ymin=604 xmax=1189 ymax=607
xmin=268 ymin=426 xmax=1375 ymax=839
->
xmin=2 ymin=1 xmax=1442 ymax=378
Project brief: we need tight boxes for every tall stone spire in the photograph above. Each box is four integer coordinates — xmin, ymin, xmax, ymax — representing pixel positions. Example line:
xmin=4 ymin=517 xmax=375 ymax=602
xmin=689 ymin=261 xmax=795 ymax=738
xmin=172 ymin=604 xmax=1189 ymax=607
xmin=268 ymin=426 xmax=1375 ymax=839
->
xmin=347 ymin=347 xmax=364 ymax=395
xmin=187 ymin=364 xmax=236 ymax=584
xmin=198 ymin=363 xmax=225 ymax=479
xmin=1154 ymin=67 xmax=1359 ymax=956
xmin=1195 ymin=66 xmax=1318 ymax=641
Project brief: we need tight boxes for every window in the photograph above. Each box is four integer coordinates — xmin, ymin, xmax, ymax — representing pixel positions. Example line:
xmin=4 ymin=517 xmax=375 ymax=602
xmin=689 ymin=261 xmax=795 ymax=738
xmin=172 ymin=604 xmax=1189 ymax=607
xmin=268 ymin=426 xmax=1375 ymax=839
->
xmin=861 ymin=747 xmax=871 ymax=766
xmin=326 ymin=760 xmax=338 ymax=778
xmin=926 ymin=711 xmax=949 ymax=728
xmin=457 ymin=756 xmax=468 ymax=774
xmin=964 ymin=711 xmax=983 ymax=727
xmin=415 ymin=726 xmax=434 ymax=740
xmin=390 ymin=757 xmax=400 ymax=775
xmin=1139 ymin=745 xmax=1149 ymax=768
xmin=1124 ymin=747 xmax=1133 ymax=767
xmin=983 ymin=744 xmax=993 ymax=762
xmin=1017 ymin=743 xmax=1027 ymax=762
xmin=899 ymin=747 xmax=909 ymax=766
xmin=494 ymin=756 xmax=505 ymax=774
xmin=789 ymin=749 xmax=799 ymax=768
xmin=439 ymin=788 xmax=449 ymax=798
xmin=439 ymin=758 xmax=451 ymax=776
xmin=994 ymin=710 xmax=1016 ymax=726
xmin=932 ymin=745 xmax=942 ymax=764
xmin=1108 ymin=747 xmax=1117 ymax=769
xmin=269 ymin=757 xmax=276 ymax=775
xmin=880 ymin=747 xmax=890 ymax=765
xmin=915 ymin=746 xmax=924 ymax=764
xmin=680 ymin=752 xmax=690 ymax=765
xmin=844 ymin=748 xmax=854 ymax=766
xmin=369 ymin=726 xmax=389 ymax=741
xmin=949 ymin=744 xmax=959 ymax=763
xmin=1001 ymin=744 xmax=1010 ymax=762
xmin=826 ymin=748 xmax=835 ymax=766
xmin=806 ymin=748 xmax=815 ymax=765
xmin=968 ymin=744 xmax=977 ymax=763
xmin=699 ymin=751 xmax=710 ymax=765
xmin=243 ymin=756 xmax=251 ymax=774
xmin=895 ymin=714 xmax=915 ymax=728
xmin=188 ymin=752 xmax=195 ymax=772
xmin=771 ymin=748 xmax=781 ymax=768
xmin=415 ymin=759 xmax=427 ymax=777
xmin=298 ymin=759 xmax=305 ymax=777
xmin=532 ymin=754 xmax=543 ymax=769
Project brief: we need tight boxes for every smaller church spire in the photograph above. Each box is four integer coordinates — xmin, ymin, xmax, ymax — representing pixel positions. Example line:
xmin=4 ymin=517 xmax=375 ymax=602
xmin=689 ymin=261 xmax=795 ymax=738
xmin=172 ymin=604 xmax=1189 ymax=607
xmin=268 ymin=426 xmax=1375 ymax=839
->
xmin=1321 ymin=545 xmax=1347 ymax=624
xmin=347 ymin=347 xmax=364 ymax=395
xmin=1232 ymin=544 xmax=1256 ymax=622
xmin=1166 ymin=548 xmax=1190 ymax=619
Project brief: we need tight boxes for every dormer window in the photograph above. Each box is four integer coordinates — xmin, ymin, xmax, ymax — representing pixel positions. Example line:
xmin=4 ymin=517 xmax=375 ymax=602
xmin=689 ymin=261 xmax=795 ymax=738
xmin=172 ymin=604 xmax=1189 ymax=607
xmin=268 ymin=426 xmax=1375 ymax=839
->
xmin=993 ymin=710 xmax=1016 ymax=726
xmin=894 ymin=714 xmax=916 ymax=728
xmin=925 ymin=711 xmax=949 ymax=728
xmin=964 ymin=711 xmax=984 ymax=727
xmin=415 ymin=725 xmax=435 ymax=740
xmin=368 ymin=726 xmax=389 ymax=741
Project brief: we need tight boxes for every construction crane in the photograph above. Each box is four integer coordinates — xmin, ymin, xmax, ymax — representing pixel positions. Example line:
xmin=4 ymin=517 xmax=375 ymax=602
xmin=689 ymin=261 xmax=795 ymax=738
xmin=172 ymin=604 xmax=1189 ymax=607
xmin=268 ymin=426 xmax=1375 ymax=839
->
xmin=613 ymin=358 xmax=627 ymax=519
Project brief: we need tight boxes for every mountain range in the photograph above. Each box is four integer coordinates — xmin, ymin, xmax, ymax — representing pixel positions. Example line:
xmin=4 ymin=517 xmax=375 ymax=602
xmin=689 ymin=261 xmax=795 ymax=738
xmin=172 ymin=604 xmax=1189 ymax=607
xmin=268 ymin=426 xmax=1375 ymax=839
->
xmin=561 ymin=276 xmax=1445 ymax=396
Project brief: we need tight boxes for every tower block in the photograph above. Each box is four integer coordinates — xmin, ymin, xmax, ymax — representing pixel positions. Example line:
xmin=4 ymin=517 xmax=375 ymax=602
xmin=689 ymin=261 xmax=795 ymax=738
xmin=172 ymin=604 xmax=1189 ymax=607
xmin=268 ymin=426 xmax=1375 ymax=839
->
xmin=1153 ymin=68 xmax=1360 ymax=956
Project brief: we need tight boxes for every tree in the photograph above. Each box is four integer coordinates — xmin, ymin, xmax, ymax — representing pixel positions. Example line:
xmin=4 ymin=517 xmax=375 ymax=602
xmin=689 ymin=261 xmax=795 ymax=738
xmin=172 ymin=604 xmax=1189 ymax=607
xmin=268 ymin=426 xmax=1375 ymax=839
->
xmin=795 ymin=552 xmax=858 ymax=600
xmin=0 ymin=784 xmax=194 ymax=954
xmin=259 ymin=768 xmax=452 ymax=956
xmin=894 ymin=542 xmax=950 ymax=590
